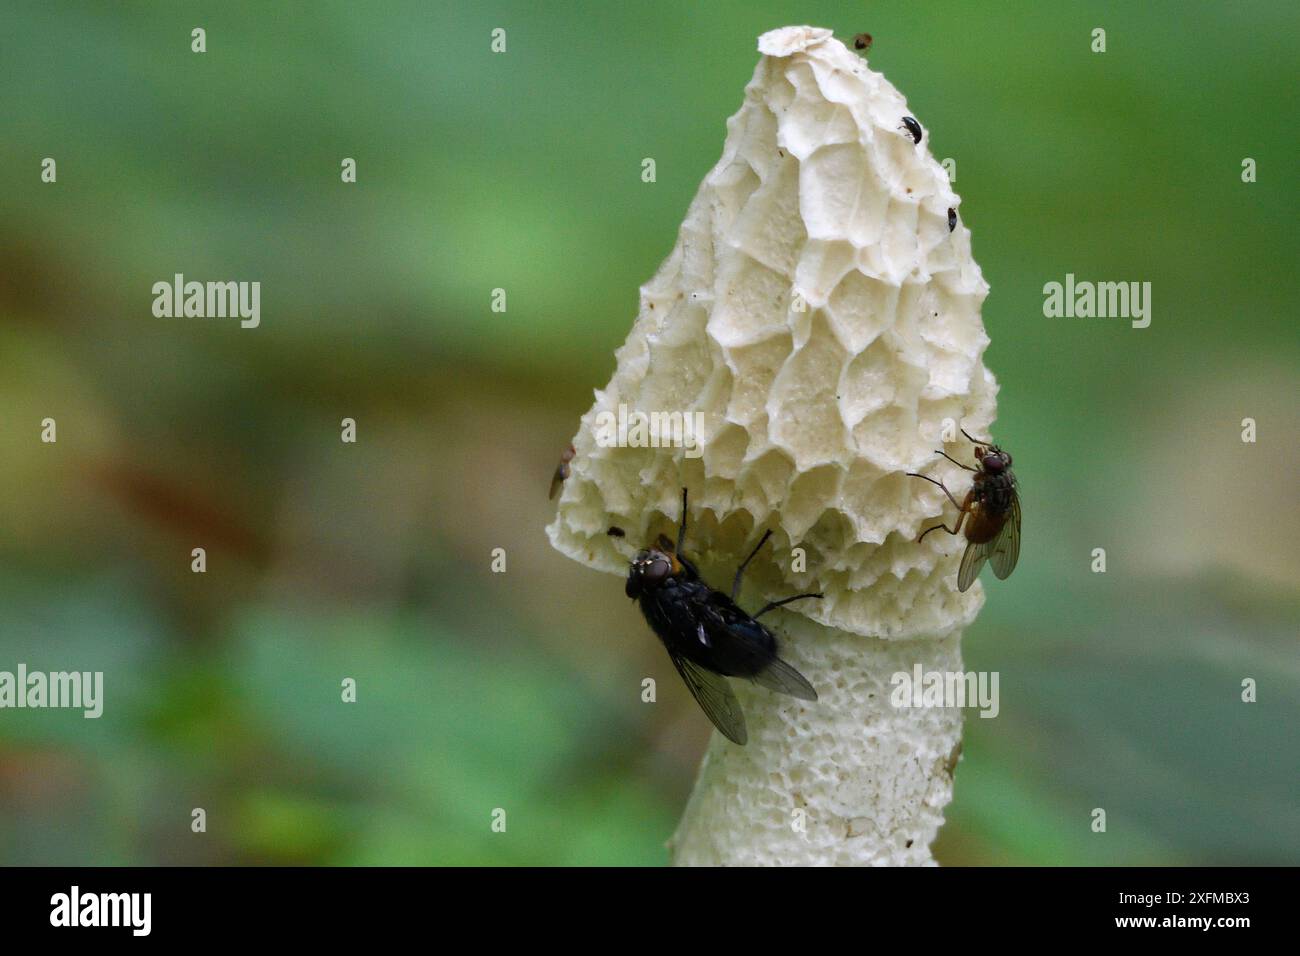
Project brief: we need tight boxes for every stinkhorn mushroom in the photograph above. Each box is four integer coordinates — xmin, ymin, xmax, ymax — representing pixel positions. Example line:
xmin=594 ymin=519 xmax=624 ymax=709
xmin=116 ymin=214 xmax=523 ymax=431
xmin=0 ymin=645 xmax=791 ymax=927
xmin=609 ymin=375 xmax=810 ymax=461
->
xmin=548 ymin=25 xmax=997 ymax=865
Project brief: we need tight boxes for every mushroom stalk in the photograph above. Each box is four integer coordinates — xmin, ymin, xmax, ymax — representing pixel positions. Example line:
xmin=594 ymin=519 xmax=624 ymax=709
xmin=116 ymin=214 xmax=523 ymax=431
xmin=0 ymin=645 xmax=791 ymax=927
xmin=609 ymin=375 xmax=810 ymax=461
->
xmin=549 ymin=26 xmax=996 ymax=865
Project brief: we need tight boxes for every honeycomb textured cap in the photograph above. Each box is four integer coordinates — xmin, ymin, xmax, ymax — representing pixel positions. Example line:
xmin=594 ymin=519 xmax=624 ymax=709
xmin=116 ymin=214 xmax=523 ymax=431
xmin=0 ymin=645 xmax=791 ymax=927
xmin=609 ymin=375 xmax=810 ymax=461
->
xmin=549 ymin=26 xmax=998 ymax=865
xmin=547 ymin=26 xmax=997 ymax=642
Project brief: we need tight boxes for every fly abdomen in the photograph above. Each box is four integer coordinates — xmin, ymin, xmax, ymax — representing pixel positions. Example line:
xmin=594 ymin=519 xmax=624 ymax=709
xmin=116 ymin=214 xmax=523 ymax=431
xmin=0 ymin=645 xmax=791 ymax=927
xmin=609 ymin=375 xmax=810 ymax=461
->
xmin=637 ymin=579 xmax=777 ymax=678
xmin=704 ymin=618 xmax=778 ymax=678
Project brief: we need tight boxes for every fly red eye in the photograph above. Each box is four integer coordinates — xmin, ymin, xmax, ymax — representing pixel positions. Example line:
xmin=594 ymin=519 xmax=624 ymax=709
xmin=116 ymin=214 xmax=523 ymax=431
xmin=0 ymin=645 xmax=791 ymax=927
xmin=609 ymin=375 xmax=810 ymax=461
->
xmin=983 ymin=454 xmax=1004 ymax=473
xmin=642 ymin=557 xmax=671 ymax=586
xmin=628 ymin=551 xmax=672 ymax=596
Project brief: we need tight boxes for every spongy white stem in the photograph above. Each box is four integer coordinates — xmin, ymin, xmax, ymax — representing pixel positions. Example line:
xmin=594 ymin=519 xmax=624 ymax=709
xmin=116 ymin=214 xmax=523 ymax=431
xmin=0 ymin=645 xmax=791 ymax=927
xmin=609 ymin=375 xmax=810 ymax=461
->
xmin=548 ymin=26 xmax=996 ymax=865
xmin=669 ymin=618 xmax=965 ymax=865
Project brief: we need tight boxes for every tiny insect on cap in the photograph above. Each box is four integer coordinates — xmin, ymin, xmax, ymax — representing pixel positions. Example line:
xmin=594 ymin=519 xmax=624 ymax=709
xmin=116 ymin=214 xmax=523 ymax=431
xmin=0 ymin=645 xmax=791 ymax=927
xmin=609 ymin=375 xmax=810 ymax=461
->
xmin=548 ymin=443 xmax=577 ymax=500
xmin=852 ymin=32 xmax=872 ymax=51
xmin=900 ymin=116 xmax=922 ymax=144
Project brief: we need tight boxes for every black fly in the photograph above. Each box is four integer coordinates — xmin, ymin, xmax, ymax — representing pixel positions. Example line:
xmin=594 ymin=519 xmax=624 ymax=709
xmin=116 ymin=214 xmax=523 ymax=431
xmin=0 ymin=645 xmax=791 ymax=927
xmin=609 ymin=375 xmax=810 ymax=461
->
xmin=947 ymin=207 xmax=957 ymax=232
xmin=625 ymin=488 xmax=821 ymax=744
xmin=900 ymin=116 xmax=922 ymax=144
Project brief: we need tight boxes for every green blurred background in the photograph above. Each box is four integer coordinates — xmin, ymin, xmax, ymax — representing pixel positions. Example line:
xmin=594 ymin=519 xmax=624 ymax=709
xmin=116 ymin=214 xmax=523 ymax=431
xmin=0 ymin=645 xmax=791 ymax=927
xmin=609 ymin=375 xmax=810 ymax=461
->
xmin=1 ymin=1 xmax=1296 ymax=865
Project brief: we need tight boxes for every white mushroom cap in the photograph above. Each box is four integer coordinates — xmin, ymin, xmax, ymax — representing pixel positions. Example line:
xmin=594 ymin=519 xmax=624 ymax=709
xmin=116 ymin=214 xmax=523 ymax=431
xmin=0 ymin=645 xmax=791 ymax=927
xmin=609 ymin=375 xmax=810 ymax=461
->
xmin=548 ymin=26 xmax=996 ymax=641
xmin=549 ymin=27 xmax=1001 ymax=865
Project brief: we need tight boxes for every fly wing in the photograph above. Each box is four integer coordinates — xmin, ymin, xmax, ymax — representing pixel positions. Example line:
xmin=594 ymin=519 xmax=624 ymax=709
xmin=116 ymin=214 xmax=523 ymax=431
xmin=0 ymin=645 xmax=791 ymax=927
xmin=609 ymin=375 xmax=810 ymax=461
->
xmin=668 ymin=651 xmax=748 ymax=745
xmin=957 ymin=539 xmax=992 ymax=592
xmin=989 ymin=494 xmax=1021 ymax=580
xmin=750 ymin=655 xmax=818 ymax=702
xmin=698 ymin=592 xmax=818 ymax=702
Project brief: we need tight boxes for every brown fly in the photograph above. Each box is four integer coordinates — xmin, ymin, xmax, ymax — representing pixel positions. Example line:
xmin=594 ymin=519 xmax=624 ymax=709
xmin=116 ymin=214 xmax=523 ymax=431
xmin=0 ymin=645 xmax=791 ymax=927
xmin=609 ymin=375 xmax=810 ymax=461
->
xmin=548 ymin=443 xmax=576 ymax=500
xmin=907 ymin=429 xmax=1020 ymax=592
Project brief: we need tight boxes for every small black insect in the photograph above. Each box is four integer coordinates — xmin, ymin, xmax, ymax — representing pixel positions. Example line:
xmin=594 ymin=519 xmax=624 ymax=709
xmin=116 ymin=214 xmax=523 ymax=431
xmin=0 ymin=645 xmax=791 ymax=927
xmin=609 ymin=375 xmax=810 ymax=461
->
xmin=607 ymin=526 xmax=625 ymax=538
xmin=626 ymin=488 xmax=821 ymax=744
xmin=907 ymin=429 xmax=1021 ymax=592
xmin=900 ymin=116 xmax=922 ymax=144
xmin=548 ymin=443 xmax=575 ymax=500
xmin=852 ymin=32 xmax=873 ymax=52
xmin=947 ymin=208 xmax=957 ymax=232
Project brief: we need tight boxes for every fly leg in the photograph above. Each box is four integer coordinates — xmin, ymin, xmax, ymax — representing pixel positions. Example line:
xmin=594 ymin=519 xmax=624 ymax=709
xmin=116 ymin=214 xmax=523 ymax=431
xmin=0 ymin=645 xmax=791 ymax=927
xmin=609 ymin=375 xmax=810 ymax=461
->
xmin=676 ymin=487 xmax=688 ymax=554
xmin=918 ymin=509 xmax=966 ymax=543
xmin=732 ymin=529 xmax=773 ymax=601
xmin=734 ymin=527 xmax=821 ymax=616
xmin=936 ymin=450 xmax=977 ymax=472
xmin=753 ymin=592 xmax=823 ymax=619
xmin=906 ymin=472 xmax=965 ymax=510
xmin=916 ymin=488 xmax=974 ymax=543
